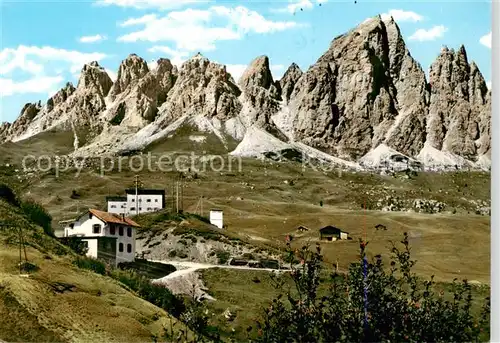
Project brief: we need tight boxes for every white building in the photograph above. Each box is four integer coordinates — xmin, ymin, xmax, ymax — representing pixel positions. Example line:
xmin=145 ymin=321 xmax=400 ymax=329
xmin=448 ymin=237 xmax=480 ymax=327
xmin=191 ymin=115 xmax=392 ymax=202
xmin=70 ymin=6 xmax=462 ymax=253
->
xmin=106 ymin=189 xmax=165 ymax=216
xmin=63 ymin=209 xmax=140 ymax=265
xmin=106 ymin=196 xmax=127 ymax=214
xmin=210 ymin=209 xmax=223 ymax=229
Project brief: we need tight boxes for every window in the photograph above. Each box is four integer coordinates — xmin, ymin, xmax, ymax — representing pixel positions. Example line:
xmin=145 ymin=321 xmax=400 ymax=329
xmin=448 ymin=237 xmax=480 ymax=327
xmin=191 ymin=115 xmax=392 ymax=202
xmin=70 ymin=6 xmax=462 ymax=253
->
xmin=82 ymin=241 xmax=88 ymax=249
xmin=111 ymin=205 xmax=116 ymax=208
xmin=110 ymin=226 xmax=116 ymax=235
xmin=155 ymin=199 xmax=158 ymax=203
xmin=132 ymin=199 xmax=135 ymax=202
xmin=147 ymin=199 xmax=151 ymax=203
xmin=89 ymin=213 xmax=93 ymax=219
xmin=139 ymin=207 xmax=142 ymax=211
xmin=127 ymin=227 xmax=132 ymax=237
xmin=69 ymin=223 xmax=74 ymax=229
xmin=130 ymin=207 xmax=135 ymax=211
xmin=119 ymin=226 xmax=124 ymax=236
xmin=147 ymin=207 xmax=152 ymax=211
xmin=139 ymin=199 xmax=142 ymax=202
xmin=121 ymin=205 xmax=126 ymax=208
xmin=127 ymin=244 xmax=132 ymax=253
xmin=92 ymin=224 xmax=101 ymax=234
xmin=119 ymin=243 xmax=124 ymax=252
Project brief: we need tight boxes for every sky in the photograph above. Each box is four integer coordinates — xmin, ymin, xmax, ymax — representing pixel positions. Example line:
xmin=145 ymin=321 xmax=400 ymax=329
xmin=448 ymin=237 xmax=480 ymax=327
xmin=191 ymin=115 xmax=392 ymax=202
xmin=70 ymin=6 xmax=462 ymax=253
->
xmin=0 ymin=0 xmax=492 ymax=123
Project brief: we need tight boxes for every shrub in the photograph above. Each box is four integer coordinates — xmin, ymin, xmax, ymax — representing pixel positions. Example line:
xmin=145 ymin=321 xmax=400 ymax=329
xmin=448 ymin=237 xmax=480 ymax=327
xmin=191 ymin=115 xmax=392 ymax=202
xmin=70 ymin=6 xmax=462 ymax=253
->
xmin=21 ymin=199 xmax=54 ymax=237
xmin=70 ymin=190 xmax=81 ymax=199
xmin=59 ymin=236 xmax=89 ymax=255
xmin=0 ymin=183 xmax=20 ymax=207
xmin=111 ymin=269 xmax=186 ymax=317
xmin=73 ymin=256 xmax=106 ymax=275
xmin=215 ymin=250 xmax=230 ymax=265
xmin=252 ymin=233 xmax=490 ymax=342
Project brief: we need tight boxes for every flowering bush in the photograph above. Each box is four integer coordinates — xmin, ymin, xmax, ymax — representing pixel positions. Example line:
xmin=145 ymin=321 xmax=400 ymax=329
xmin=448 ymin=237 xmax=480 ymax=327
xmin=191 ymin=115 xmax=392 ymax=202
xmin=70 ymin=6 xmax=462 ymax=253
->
xmin=252 ymin=233 xmax=490 ymax=342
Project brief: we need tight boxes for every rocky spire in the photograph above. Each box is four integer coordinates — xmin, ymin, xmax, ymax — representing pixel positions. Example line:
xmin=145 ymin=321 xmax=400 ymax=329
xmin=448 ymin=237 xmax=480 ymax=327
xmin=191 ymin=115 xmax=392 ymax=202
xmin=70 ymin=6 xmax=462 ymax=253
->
xmin=279 ymin=63 xmax=303 ymax=104
xmin=77 ymin=61 xmax=113 ymax=97
xmin=108 ymin=54 xmax=149 ymax=101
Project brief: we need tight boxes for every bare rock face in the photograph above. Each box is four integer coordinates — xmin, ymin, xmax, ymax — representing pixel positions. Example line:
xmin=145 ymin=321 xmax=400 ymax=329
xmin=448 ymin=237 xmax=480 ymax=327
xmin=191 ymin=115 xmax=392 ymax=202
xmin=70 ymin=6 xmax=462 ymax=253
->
xmin=108 ymin=54 xmax=149 ymax=101
xmin=0 ymin=102 xmax=42 ymax=141
xmin=105 ymin=57 xmax=177 ymax=128
xmin=77 ymin=61 xmax=113 ymax=98
xmin=381 ymin=18 xmax=429 ymax=157
xmin=282 ymin=16 xmax=430 ymax=159
xmin=279 ymin=63 xmax=303 ymax=104
xmin=156 ymin=54 xmax=241 ymax=125
xmin=47 ymin=82 xmax=76 ymax=112
xmin=0 ymin=122 xmax=10 ymax=142
xmin=427 ymin=46 xmax=490 ymax=160
xmin=238 ymin=56 xmax=283 ymax=134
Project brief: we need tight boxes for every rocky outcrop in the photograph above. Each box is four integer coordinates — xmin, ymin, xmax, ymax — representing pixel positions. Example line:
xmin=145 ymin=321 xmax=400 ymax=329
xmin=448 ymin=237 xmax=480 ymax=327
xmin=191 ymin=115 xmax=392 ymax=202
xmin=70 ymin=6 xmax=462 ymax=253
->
xmin=0 ymin=102 xmax=42 ymax=142
xmin=0 ymin=15 xmax=491 ymax=169
xmin=47 ymin=82 xmax=76 ymax=112
xmin=105 ymin=57 xmax=177 ymax=127
xmin=279 ymin=63 xmax=303 ymax=104
xmin=0 ymin=122 xmax=10 ymax=141
xmin=427 ymin=46 xmax=490 ymax=160
xmin=238 ymin=56 xmax=285 ymax=139
xmin=283 ymin=16 xmax=430 ymax=159
xmin=156 ymin=54 xmax=242 ymax=125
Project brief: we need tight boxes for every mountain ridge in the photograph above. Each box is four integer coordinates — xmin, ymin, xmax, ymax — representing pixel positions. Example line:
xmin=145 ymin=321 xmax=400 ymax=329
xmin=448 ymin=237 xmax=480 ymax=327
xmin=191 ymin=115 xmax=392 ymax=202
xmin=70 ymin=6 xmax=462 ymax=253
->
xmin=0 ymin=15 xmax=491 ymax=171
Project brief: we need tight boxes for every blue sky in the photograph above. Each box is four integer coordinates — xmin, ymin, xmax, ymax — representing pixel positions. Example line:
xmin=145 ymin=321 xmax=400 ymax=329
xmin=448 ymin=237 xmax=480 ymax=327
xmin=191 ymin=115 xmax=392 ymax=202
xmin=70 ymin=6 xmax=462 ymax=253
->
xmin=0 ymin=0 xmax=491 ymax=123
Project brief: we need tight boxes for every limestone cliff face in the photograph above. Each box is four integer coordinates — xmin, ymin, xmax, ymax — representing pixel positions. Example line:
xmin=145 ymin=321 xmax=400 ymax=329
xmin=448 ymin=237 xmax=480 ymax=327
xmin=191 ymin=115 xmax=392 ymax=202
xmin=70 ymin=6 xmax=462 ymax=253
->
xmin=0 ymin=61 xmax=112 ymax=142
xmin=279 ymin=63 xmax=303 ymax=105
xmin=1 ymin=15 xmax=491 ymax=168
xmin=105 ymin=55 xmax=177 ymax=128
xmin=155 ymin=54 xmax=242 ymax=126
xmin=282 ymin=16 xmax=430 ymax=159
xmin=237 ymin=56 xmax=286 ymax=140
xmin=427 ymin=47 xmax=490 ymax=159
xmin=0 ymin=102 xmax=42 ymax=142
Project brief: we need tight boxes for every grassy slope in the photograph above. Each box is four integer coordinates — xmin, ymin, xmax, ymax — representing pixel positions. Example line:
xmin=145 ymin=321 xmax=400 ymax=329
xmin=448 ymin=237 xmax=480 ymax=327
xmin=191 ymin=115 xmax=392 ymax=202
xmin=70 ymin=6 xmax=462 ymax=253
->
xmin=200 ymin=267 xmax=490 ymax=342
xmin=0 ymin=130 xmax=490 ymax=284
xmin=0 ymin=198 xmax=189 ymax=343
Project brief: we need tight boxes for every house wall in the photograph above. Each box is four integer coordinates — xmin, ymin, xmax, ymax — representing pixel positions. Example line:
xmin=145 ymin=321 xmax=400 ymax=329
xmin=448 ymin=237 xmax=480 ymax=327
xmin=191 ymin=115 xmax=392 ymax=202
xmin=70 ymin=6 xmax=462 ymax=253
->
xmin=65 ymin=213 xmax=107 ymax=237
xmin=126 ymin=194 xmax=164 ymax=215
xmin=97 ymin=238 xmax=118 ymax=266
xmin=82 ymin=239 xmax=98 ymax=258
xmin=107 ymin=223 xmax=136 ymax=263
xmin=65 ymin=213 xmax=136 ymax=263
xmin=107 ymin=201 xmax=127 ymax=214
xmin=210 ymin=211 xmax=223 ymax=229
xmin=340 ymin=232 xmax=348 ymax=240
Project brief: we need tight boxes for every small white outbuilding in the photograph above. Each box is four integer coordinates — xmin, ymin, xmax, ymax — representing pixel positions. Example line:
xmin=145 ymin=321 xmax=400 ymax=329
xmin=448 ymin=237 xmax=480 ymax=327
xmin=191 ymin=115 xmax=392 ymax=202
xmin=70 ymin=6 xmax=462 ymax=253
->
xmin=210 ymin=209 xmax=223 ymax=229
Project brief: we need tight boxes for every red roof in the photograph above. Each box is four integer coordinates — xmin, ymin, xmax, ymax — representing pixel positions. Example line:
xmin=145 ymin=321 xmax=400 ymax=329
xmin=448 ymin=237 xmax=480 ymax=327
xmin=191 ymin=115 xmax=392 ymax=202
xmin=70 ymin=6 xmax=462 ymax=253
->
xmin=88 ymin=209 xmax=141 ymax=227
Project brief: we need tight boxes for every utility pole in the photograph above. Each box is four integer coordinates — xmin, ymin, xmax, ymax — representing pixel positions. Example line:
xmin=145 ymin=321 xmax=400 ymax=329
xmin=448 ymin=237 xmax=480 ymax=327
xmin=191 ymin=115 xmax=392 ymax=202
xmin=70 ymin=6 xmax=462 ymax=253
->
xmin=175 ymin=181 xmax=179 ymax=213
xmin=135 ymin=175 xmax=139 ymax=215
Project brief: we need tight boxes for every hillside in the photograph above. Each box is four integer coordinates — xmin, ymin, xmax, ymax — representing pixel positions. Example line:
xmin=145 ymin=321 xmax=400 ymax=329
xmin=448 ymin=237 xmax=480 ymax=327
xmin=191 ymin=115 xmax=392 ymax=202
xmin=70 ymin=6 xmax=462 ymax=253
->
xmin=0 ymin=15 xmax=491 ymax=171
xmin=0 ymin=187 xmax=190 ymax=342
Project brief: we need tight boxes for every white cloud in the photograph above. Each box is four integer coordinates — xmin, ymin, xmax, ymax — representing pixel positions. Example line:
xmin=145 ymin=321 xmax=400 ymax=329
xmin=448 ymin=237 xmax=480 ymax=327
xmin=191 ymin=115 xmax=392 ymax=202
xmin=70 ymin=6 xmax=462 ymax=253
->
xmin=0 ymin=46 xmax=107 ymax=77
xmin=0 ymin=76 xmax=64 ymax=97
xmin=486 ymin=81 xmax=491 ymax=90
xmin=480 ymin=32 xmax=491 ymax=49
xmin=120 ymin=14 xmax=158 ymax=27
xmin=96 ymin=0 xmax=208 ymax=10
xmin=272 ymin=0 xmax=325 ymax=14
xmin=381 ymin=9 xmax=423 ymax=22
xmin=408 ymin=25 xmax=447 ymax=42
xmin=79 ymin=34 xmax=107 ymax=43
xmin=117 ymin=6 xmax=300 ymax=52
